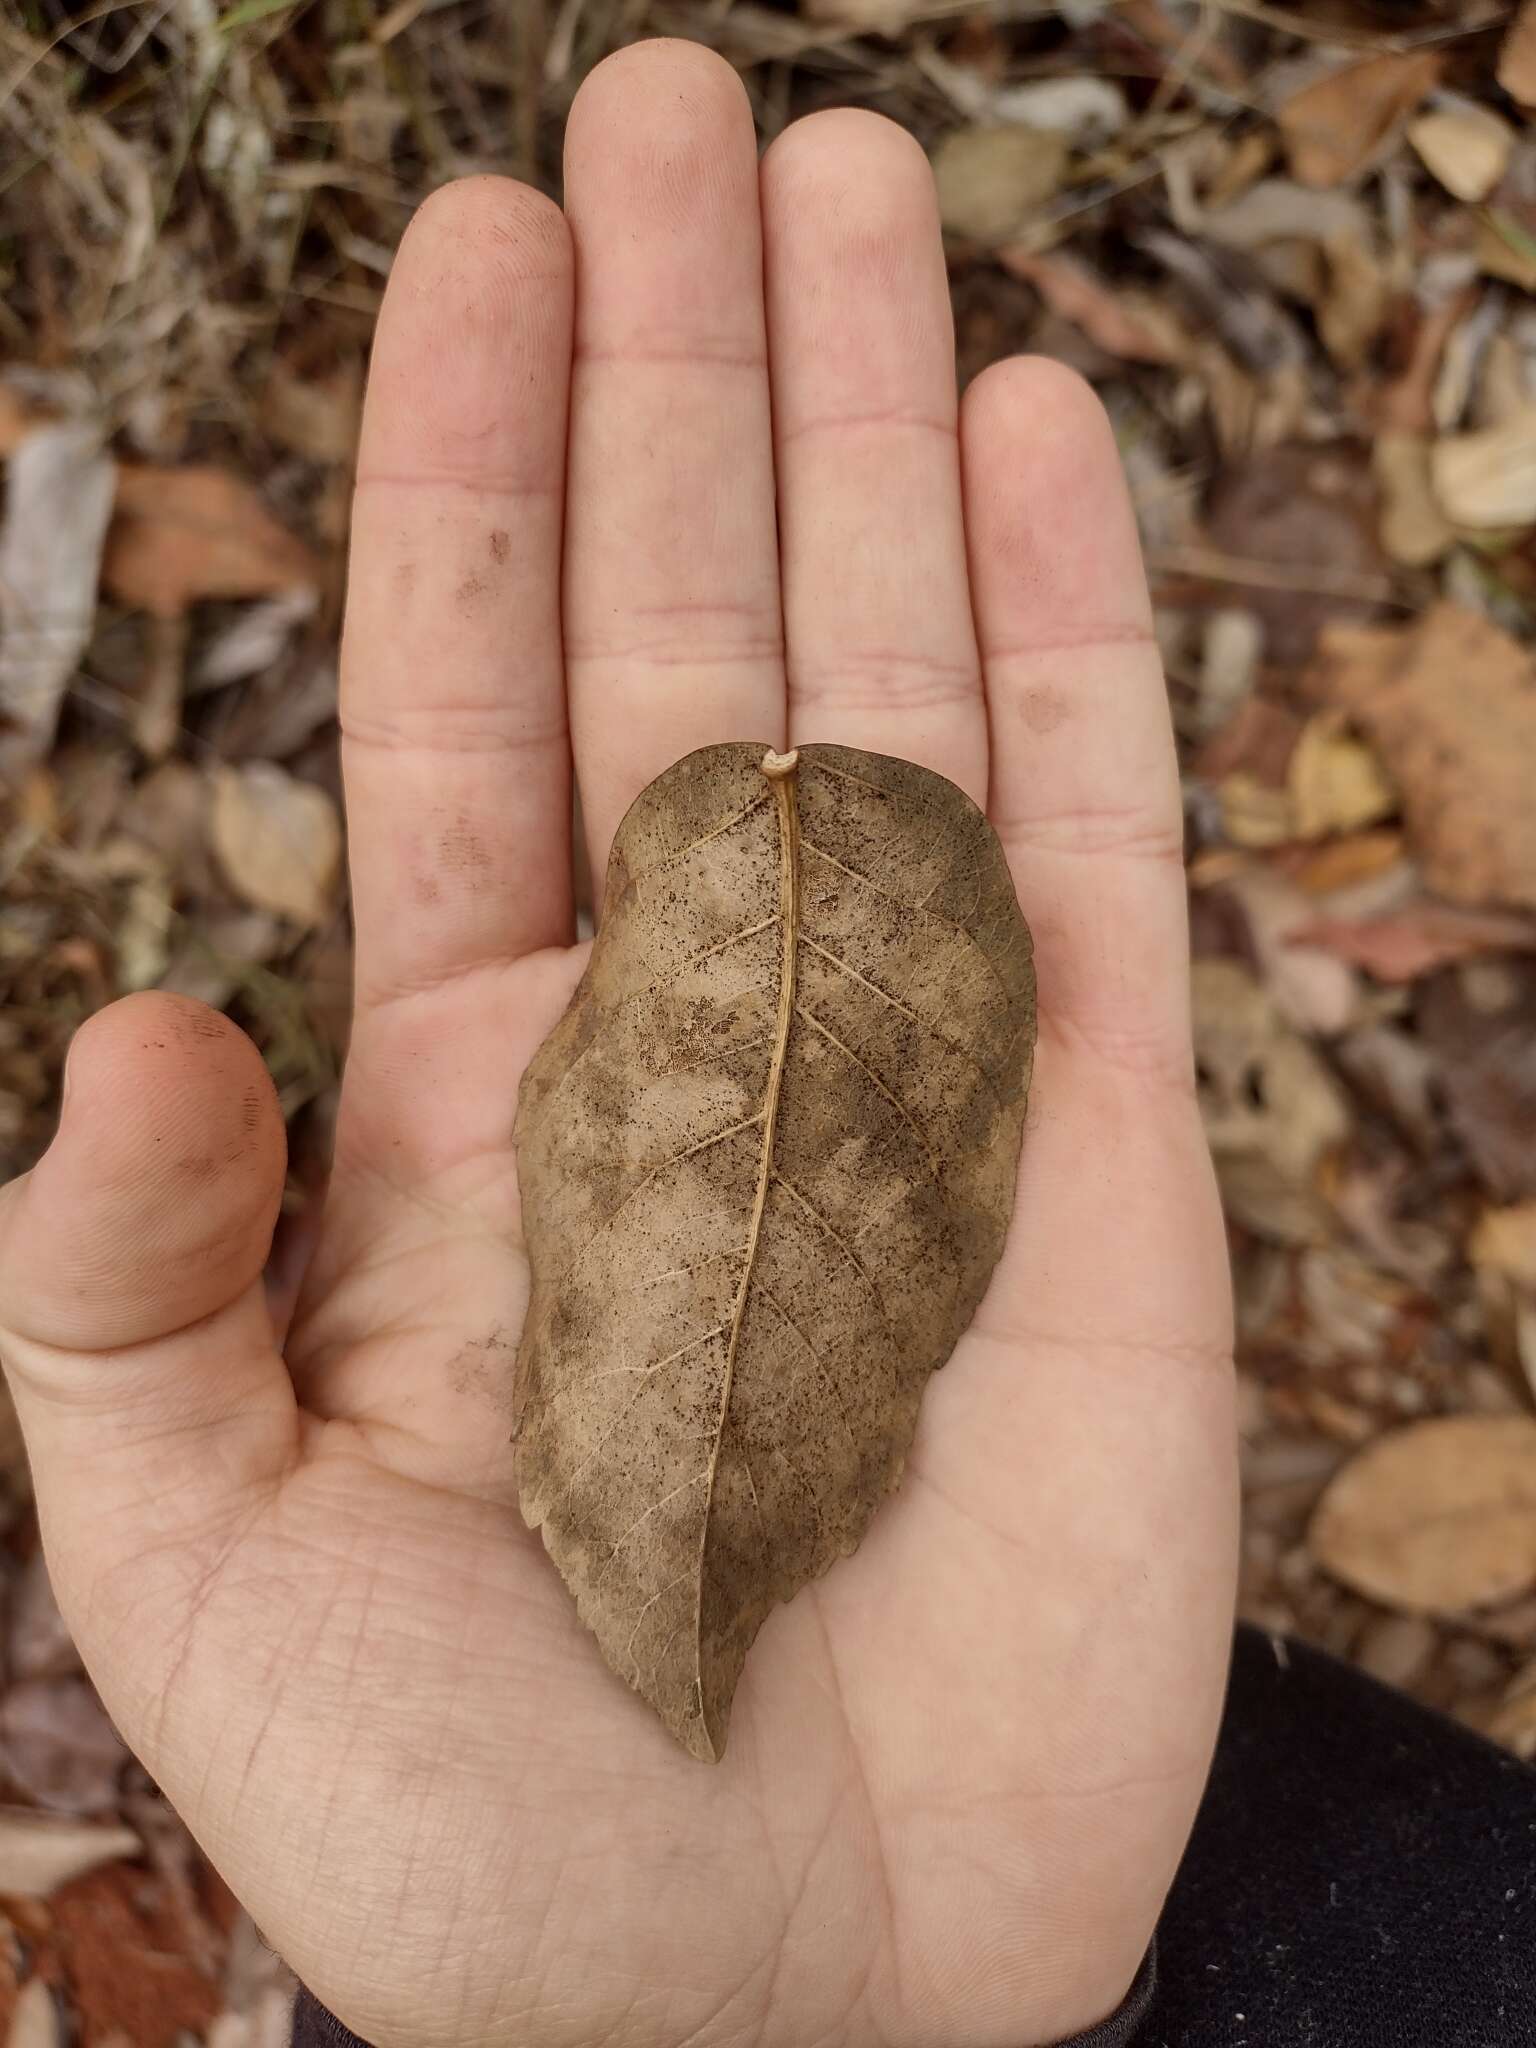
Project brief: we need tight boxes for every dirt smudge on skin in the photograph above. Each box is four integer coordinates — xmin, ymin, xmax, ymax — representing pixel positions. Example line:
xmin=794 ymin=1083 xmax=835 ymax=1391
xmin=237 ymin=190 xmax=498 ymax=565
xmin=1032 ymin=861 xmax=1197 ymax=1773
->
xmin=1021 ymin=686 xmax=1071 ymax=735
xmin=489 ymin=529 xmax=510 ymax=564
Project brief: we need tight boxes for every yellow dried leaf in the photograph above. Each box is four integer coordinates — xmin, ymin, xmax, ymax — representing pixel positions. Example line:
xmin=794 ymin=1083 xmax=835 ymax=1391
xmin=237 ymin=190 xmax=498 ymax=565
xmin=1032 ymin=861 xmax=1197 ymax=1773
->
xmin=1408 ymin=105 xmax=1514 ymax=202
xmin=931 ymin=125 xmax=1068 ymax=245
xmin=1311 ymin=1416 xmax=1536 ymax=1613
xmin=1431 ymin=407 xmax=1536 ymax=529
xmin=1287 ymin=711 xmax=1397 ymax=840
xmin=1372 ymin=433 xmax=1454 ymax=567
xmin=514 ymin=743 xmax=1035 ymax=1760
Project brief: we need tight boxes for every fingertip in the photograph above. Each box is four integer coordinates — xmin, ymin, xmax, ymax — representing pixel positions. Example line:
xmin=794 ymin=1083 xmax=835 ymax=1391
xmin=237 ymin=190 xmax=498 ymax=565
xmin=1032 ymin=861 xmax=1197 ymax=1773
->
xmin=7 ymin=996 xmax=286 ymax=1352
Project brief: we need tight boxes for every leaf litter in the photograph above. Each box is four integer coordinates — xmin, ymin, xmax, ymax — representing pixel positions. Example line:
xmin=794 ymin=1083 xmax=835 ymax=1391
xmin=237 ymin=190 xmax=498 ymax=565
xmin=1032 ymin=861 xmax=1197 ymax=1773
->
xmin=3 ymin=0 xmax=1536 ymax=2017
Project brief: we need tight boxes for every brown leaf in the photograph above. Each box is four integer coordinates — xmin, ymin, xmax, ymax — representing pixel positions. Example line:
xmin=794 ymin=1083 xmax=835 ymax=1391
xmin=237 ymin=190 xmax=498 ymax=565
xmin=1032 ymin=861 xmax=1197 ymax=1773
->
xmin=997 ymin=249 xmax=1186 ymax=363
xmin=102 ymin=465 xmax=321 ymax=621
xmin=0 ymin=1679 xmax=126 ymax=1815
xmin=0 ymin=1813 xmax=139 ymax=1900
xmin=1192 ymin=958 xmax=1350 ymax=1246
xmin=513 ymin=743 xmax=1035 ymax=1760
xmin=1288 ymin=903 xmax=1536 ymax=980
xmin=1418 ymin=963 xmax=1536 ymax=1201
xmin=1277 ymin=51 xmax=1442 ymax=190
xmin=1313 ymin=607 xmax=1536 ymax=910
xmin=1310 ymin=1416 xmax=1536 ymax=1613
xmin=931 ymin=125 xmax=1068 ymax=244
xmin=1498 ymin=0 xmax=1536 ymax=107
xmin=209 ymin=764 xmax=342 ymax=928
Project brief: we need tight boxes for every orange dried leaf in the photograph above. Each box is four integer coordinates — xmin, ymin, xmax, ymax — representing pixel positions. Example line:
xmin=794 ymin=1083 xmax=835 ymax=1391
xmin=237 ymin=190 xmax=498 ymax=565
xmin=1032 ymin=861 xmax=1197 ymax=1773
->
xmin=102 ymin=464 xmax=321 ymax=620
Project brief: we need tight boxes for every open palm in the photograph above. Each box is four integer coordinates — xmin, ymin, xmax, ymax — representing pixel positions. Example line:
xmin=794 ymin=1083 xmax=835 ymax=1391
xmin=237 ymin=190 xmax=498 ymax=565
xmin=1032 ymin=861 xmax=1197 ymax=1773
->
xmin=0 ymin=41 xmax=1236 ymax=2048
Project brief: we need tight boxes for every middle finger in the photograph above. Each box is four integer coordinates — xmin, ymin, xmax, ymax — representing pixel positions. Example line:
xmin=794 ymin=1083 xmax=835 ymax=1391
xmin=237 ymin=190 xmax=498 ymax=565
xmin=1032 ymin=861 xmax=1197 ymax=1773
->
xmin=563 ymin=42 xmax=786 ymax=889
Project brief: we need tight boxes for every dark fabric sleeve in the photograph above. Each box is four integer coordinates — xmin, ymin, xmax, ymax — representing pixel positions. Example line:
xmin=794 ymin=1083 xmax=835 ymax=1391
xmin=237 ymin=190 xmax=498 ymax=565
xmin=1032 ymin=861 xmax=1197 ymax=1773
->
xmin=291 ymin=1623 xmax=1536 ymax=2048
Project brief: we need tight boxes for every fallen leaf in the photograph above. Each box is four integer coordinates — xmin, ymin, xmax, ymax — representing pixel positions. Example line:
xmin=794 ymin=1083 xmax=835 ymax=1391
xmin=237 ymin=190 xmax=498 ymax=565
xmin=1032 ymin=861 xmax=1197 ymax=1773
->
xmin=513 ymin=742 xmax=1035 ymax=1760
xmin=1287 ymin=710 xmax=1396 ymax=840
xmin=196 ymin=588 xmax=319 ymax=690
xmin=1469 ymin=1203 xmax=1536 ymax=1294
xmin=1497 ymin=0 xmax=1536 ymax=107
xmin=260 ymin=357 xmax=363 ymax=467
xmin=1372 ymin=433 xmax=1454 ymax=567
xmin=1291 ymin=829 xmax=1405 ymax=895
xmin=1431 ymin=407 xmax=1536 ymax=528
xmin=1219 ymin=866 xmax=1362 ymax=1036
xmin=1193 ymin=957 xmax=1351 ymax=1244
xmin=999 ymin=249 xmax=1186 ymax=363
xmin=1476 ymin=209 xmax=1536 ymax=292
xmin=1289 ymin=903 xmax=1536 ymax=980
xmin=0 ymin=1678 xmax=127 ymax=1814
xmin=1316 ymin=229 xmax=1390 ymax=371
xmin=988 ymin=75 xmax=1127 ymax=141
xmin=102 ymin=464 xmax=321 ymax=621
xmin=0 ymin=424 xmax=116 ymax=777
xmin=1310 ymin=1416 xmax=1536 ymax=1613
xmin=1277 ymin=51 xmax=1442 ymax=189
xmin=1218 ymin=772 xmax=1294 ymax=849
xmin=1314 ymin=607 xmax=1536 ymax=910
xmin=1409 ymin=103 xmax=1514 ymax=202
xmin=1418 ymin=962 xmax=1536 ymax=1200
xmin=1202 ymin=443 xmax=1389 ymax=665
xmin=210 ymin=763 xmax=342 ymax=928
xmin=0 ymin=1811 xmax=139 ymax=1898
xmin=7 ymin=1975 xmax=61 ymax=2048
xmin=931 ymin=125 xmax=1068 ymax=243
xmin=8 ymin=1551 xmax=80 ymax=1684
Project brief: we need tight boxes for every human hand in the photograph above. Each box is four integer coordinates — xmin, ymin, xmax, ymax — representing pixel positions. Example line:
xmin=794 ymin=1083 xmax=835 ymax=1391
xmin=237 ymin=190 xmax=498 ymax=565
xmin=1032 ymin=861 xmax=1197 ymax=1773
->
xmin=0 ymin=40 xmax=1236 ymax=2048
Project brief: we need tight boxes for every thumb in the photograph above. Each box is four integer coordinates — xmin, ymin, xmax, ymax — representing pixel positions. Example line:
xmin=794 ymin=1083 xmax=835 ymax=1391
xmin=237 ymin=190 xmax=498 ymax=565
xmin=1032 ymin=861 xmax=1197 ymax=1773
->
xmin=0 ymin=995 xmax=297 ymax=1642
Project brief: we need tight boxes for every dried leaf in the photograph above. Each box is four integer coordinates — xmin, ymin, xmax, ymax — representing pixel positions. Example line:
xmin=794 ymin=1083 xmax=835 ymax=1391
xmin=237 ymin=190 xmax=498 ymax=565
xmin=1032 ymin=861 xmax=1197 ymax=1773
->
xmin=1372 ymin=433 xmax=1454 ymax=567
xmin=513 ymin=743 xmax=1035 ymax=1760
xmin=1431 ymin=407 xmax=1536 ymax=529
xmin=1287 ymin=710 xmax=1396 ymax=840
xmin=1289 ymin=903 xmax=1536 ymax=980
xmin=0 ymin=1678 xmax=127 ymax=1814
xmin=0 ymin=1810 xmax=139 ymax=1898
xmin=1311 ymin=1416 xmax=1536 ymax=1613
xmin=1193 ymin=958 xmax=1350 ymax=1245
xmin=1314 ymin=608 xmax=1536 ymax=910
xmin=999 ymin=249 xmax=1186 ymax=364
xmin=0 ymin=424 xmax=116 ymax=777
xmin=1418 ymin=963 xmax=1536 ymax=1201
xmin=1408 ymin=104 xmax=1514 ymax=203
xmin=1470 ymin=1203 xmax=1536 ymax=1295
xmin=102 ymin=465 xmax=321 ymax=621
xmin=1277 ymin=52 xmax=1442 ymax=190
xmin=210 ymin=763 xmax=342 ymax=928
xmin=1498 ymin=0 xmax=1536 ymax=106
xmin=931 ymin=125 xmax=1068 ymax=244
xmin=8 ymin=1551 xmax=80 ymax=1684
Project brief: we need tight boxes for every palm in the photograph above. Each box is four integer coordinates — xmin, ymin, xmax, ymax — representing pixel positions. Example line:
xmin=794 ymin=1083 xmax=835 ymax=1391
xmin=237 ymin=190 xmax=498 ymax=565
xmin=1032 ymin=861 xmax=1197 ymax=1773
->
xmin=0 ymin=40 xmax=1235 ymax=2048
